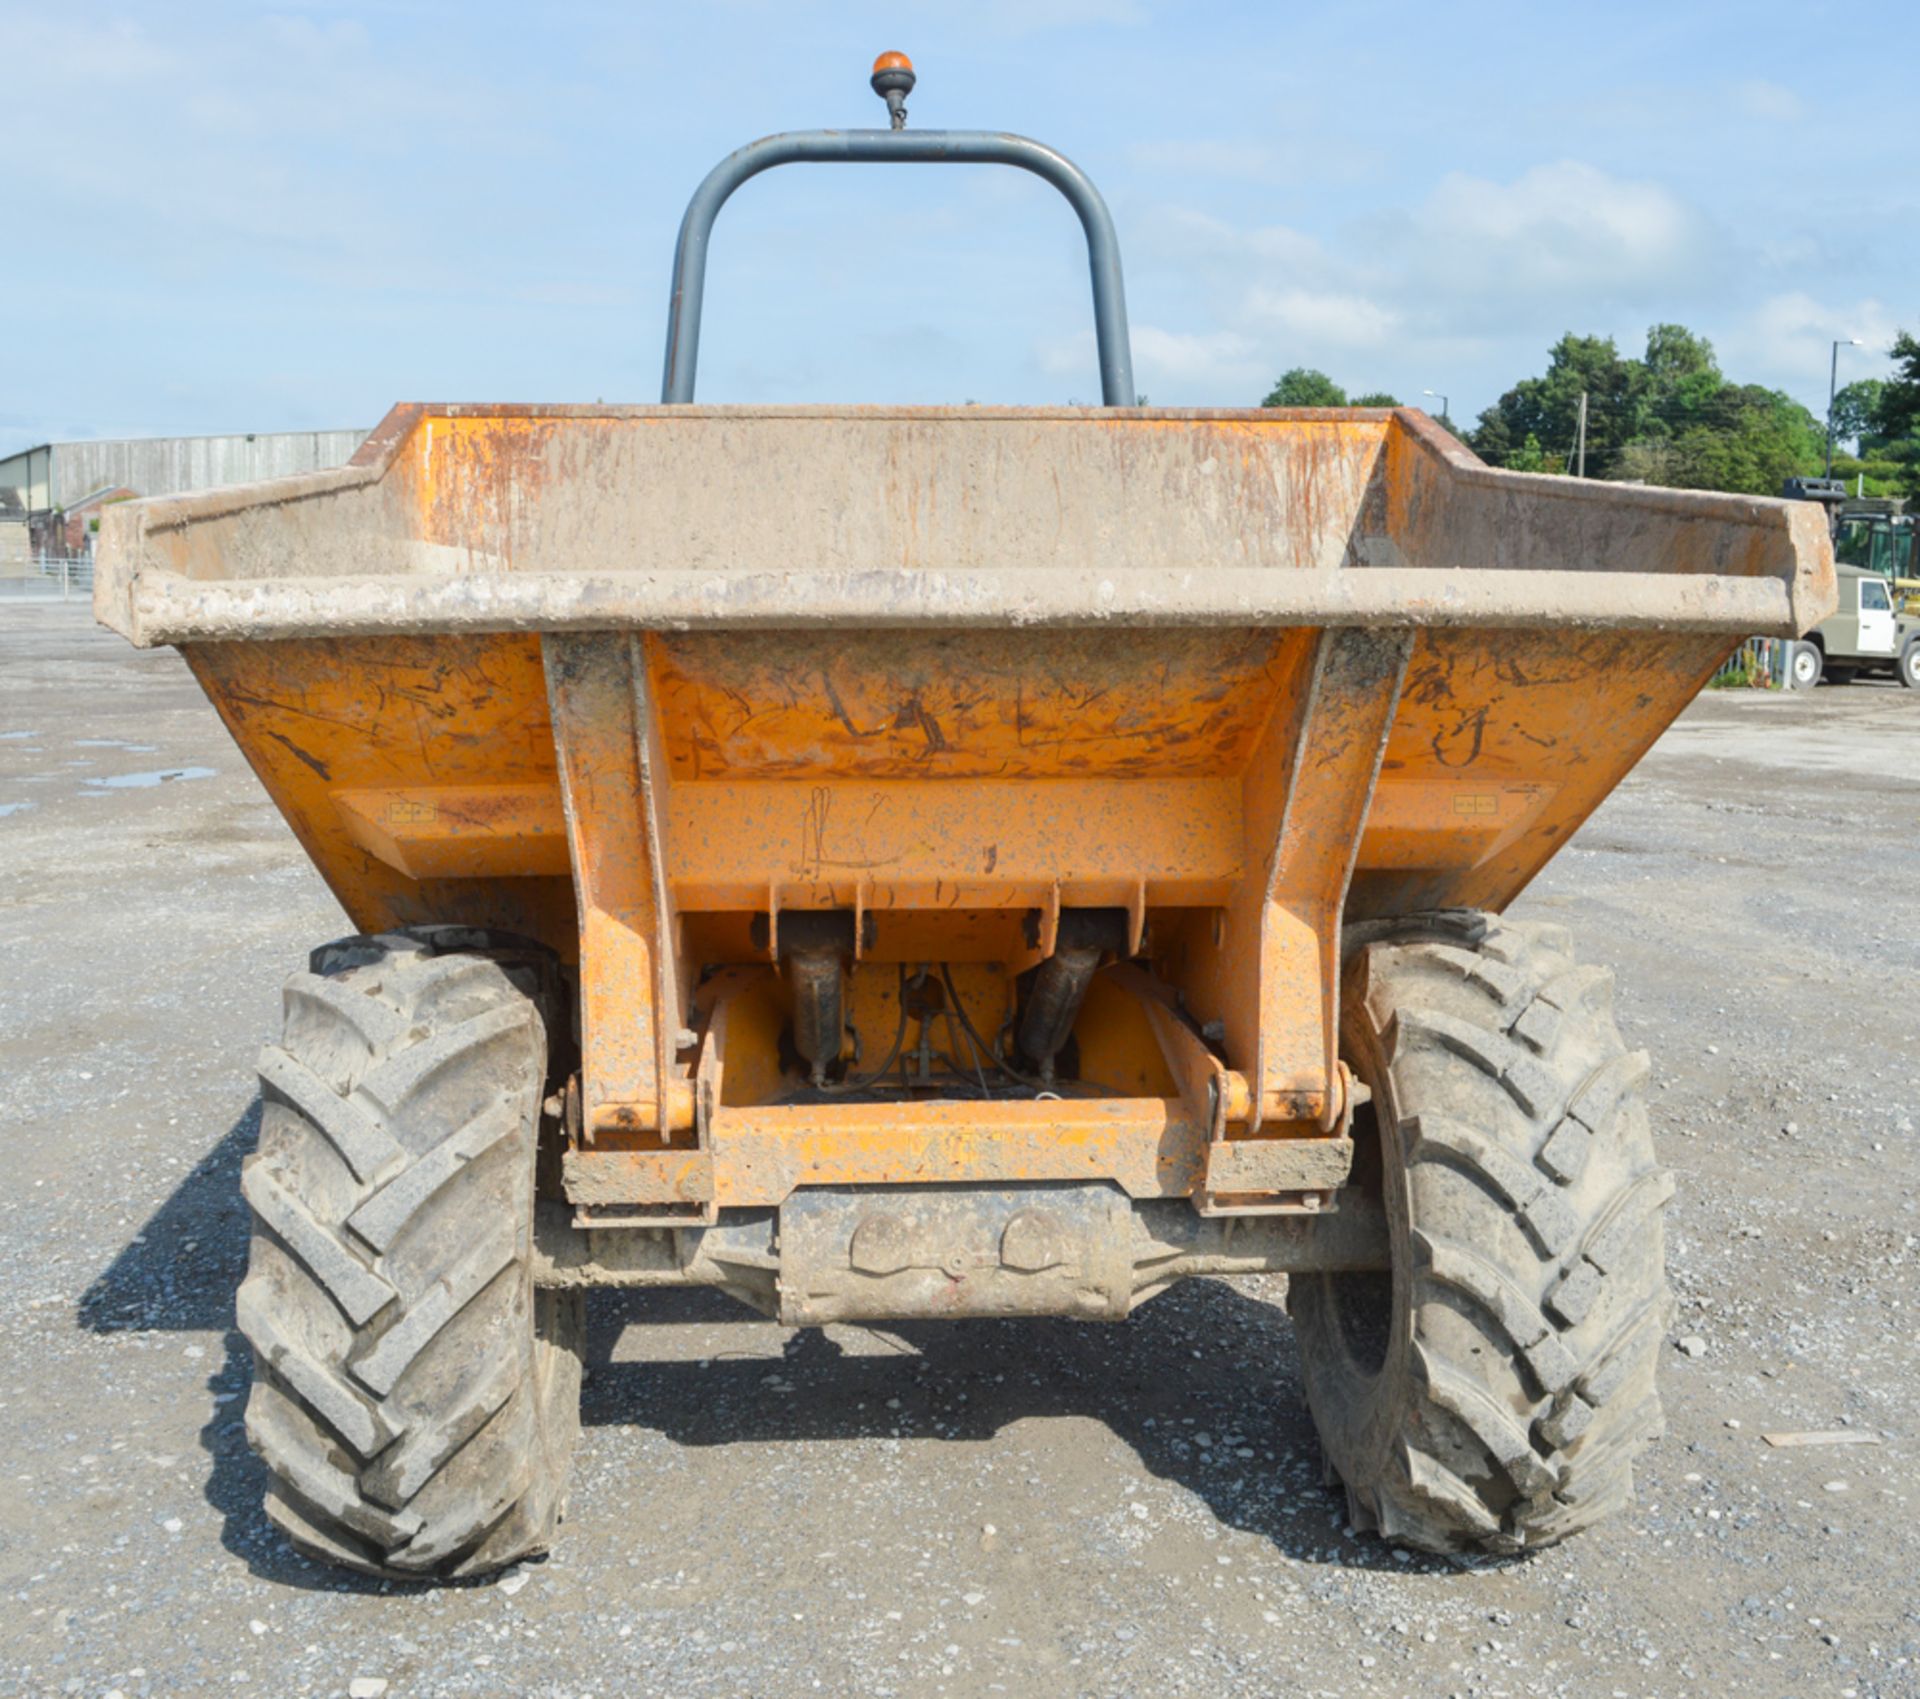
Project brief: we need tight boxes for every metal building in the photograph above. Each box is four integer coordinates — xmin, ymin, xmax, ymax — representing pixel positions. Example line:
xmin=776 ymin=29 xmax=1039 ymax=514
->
xmin=0 ymin=429 xmax=368 ymax=569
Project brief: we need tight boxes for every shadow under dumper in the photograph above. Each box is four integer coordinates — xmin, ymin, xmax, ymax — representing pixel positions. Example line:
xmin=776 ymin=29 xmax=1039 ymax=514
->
xmin=77 ymin=1099 xmax=1472 ymax=1585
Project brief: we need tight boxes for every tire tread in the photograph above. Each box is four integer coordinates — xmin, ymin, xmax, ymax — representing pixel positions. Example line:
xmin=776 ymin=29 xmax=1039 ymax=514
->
xmin=237 ymin=928 xmax=580 ymax=1580
xmin=1296 ymin=910 xmax=1671 ymax=1554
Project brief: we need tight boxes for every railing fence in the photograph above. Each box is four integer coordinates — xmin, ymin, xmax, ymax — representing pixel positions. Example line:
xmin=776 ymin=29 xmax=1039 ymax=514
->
xmin=1710 ymin=635 xmax=1794 ymax=689
xmin=0 ymin=557 xmax=97 ymax=601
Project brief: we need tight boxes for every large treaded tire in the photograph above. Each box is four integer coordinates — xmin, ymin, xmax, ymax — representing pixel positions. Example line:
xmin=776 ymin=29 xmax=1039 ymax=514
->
xmin=1291 ymin=910 xmax=1672 ymax=1554
xmin=238 ymin=925 xmax=585 ymax=1580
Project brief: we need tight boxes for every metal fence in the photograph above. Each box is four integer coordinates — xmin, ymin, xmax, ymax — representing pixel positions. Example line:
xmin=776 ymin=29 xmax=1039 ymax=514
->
xmin=1710 ymin=634 xmax=1793 ymax=689
xmin=0 ymin=556 xmax=95 ymax=601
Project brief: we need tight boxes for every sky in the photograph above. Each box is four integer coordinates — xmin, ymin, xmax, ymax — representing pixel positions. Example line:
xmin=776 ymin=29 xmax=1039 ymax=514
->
xmin=3 ymin=0 xmax=1915 ymax=449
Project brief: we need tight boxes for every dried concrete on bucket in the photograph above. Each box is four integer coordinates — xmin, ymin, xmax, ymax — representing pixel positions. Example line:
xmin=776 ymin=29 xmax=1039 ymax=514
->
xmin=92 ymin=407 xmax=1830 ymax=645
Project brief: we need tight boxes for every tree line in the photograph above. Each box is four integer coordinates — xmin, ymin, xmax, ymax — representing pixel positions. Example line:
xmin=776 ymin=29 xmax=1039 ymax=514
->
xmin=1261 ymin=327 xmax=1920 ymax=500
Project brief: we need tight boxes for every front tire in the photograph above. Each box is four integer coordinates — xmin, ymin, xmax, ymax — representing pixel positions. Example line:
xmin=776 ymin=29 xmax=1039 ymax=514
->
xmin=1292 ymin=911 xmax=1672 ymax=1554
xmin=1899 ymin=638 xmax=1920 ymax=690
xmin=238 ymin=926 xmax=584 ymax=1580
xmin=1790 ymin=641 xmax=1823 ymax=688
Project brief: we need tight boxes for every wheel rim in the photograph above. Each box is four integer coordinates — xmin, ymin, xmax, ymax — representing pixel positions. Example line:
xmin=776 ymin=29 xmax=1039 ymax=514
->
xmin=1323 ymin=1094 xmax=1395 ymax=1378
xmin=1296 ymin=998 xmax=1413 ymax=1412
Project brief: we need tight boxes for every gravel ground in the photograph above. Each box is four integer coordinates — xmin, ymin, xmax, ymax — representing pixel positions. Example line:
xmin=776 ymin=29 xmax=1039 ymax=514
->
xmin=1 ymin=602 xmax=1915 ymax=1699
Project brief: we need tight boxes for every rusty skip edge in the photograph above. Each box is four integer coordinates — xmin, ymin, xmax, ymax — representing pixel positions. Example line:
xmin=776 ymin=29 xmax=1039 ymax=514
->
xmin=92 ymin=403 xmax=1831 ymax=647
xmin=112 ymin=563 xmax=1799 ymax=646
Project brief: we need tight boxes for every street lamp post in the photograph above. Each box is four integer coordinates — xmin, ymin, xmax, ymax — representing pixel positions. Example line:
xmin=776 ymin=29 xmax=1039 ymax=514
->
xmin=1423 ymin=388 xmax=1450 ymax=427
xmin=1826 ymin=337 xmax=1862 ymax=478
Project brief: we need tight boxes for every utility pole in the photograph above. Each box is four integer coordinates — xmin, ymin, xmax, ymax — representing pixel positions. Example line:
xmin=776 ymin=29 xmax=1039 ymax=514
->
xmin=1574 ymin=391 xmax=1588 ymax=479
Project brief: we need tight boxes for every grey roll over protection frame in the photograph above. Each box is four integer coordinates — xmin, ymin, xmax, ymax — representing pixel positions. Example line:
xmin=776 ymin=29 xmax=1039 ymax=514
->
xmin=660 ymin=54 xmax=1135 ymax=406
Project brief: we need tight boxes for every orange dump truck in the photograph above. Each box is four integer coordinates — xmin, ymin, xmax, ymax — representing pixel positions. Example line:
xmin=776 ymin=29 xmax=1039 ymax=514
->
xmin=95 ymin=59 xmax=1832 ymax=1579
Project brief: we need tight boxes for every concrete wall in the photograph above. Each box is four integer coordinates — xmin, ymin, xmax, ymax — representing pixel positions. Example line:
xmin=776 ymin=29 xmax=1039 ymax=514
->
xmin=41 ymin=430 xmax=368 ymax=507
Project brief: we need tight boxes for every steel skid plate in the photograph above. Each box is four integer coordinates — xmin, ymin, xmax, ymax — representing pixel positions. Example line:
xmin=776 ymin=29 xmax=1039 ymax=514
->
xmin=773 ymin=1182 xmax=1134 ymax=1326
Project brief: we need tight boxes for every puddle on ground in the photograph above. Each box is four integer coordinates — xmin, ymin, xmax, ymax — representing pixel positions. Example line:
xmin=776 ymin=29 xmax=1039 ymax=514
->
xmin=0 ymin=802 xmax=34 ymax=819
xmin=0 ymin=731 xmax=41 ymax=741
xmin=82 ymin=767 xmax=217 ymax=790
xmin=73 ymin=739 xmax=159 ymax=752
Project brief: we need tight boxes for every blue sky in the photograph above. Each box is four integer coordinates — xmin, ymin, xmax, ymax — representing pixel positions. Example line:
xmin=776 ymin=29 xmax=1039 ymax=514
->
xmin=4 ymin=0 xmax=1914 ymax=447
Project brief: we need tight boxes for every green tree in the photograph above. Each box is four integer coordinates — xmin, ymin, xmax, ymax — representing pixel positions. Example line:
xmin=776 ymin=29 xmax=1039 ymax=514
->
xmin=1475 ymin=323 xmax=1827 ymax=495
xmin=1505 ymin=433 xmax=1558 ymax=474
xmin=1877 ymin=332 xmax=1920 ymax=428
xmin=1829 ymin=448 xmax=1911 ymax=499
xmin=1657 ymin=388 xmax=1823 ymax=495
xmin=1642 ymin=323 xmax=1720 ymax=398
xmin=1351 ymin=390 xmax=1400 ymax=407
xmin=1830 ymin=378 xmax=1887 ymax=452
xmin=1469 ymin=333 xmax=1645 ymax=477
xmin=1873 ymin=334 xmax=1920 ymax=494
xmin=1262 ymin=368 xmax=1347 ymax=407
xmin=1615 ymin=437 xmax=1682 ymax=484
xmin=1636 ymin=323 xmax=1724 ymax=445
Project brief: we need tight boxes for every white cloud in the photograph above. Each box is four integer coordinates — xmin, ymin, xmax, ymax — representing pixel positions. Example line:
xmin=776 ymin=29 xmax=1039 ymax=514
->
xmin=1132 ymin=206 xmax=1342 ymax=280
xmin=46 ymin=14 xmax=176 ymax=83
xmin=1722 ymin=294 xmax=1902 ymax=386
xmin=1129 ymin=326 xmax=1260 ymax=384
xmin=1035 ymin=323 xmax=1257 ymax=393
xmin=1403 ymin=162 xmax=1719 ymax=301
xmin=974 ymin=0 xmax=1149 ymax=34
xmin=1241 ymin=286 xmax=1397 ymax=349
xmin=1126 ymin=140 xmax=1286 ymax=184
xmin=1111 ymin=159 xmax=1730 ymax=404
xmin=1734 ymin=79 xmax=1806 ymax=122
xmin=3 ymin=10 xmax=536 ymax=273
xmin=9 ymin=11 xmax=1892 ymax=435
xmin=514 ymin=283 xmax=636 ymax=310
xmin=1136 ymin=161 xmax=1720 ymax=338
